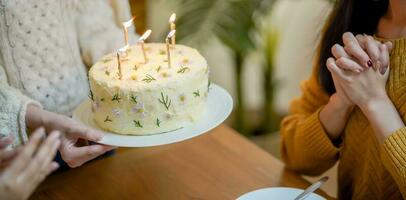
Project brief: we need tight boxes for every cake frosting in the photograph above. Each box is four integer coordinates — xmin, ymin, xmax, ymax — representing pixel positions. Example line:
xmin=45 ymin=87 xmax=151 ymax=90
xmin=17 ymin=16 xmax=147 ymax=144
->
xmin=89 ymin=43 xmax=209 ymax=135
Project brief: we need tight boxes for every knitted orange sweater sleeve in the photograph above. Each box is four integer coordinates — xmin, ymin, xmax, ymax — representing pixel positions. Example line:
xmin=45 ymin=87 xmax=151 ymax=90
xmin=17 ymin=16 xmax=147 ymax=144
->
xmin=280 ymin=68 xmax=340 ymax=175
xmin=381 ymin=128 xmax=406 ymax=197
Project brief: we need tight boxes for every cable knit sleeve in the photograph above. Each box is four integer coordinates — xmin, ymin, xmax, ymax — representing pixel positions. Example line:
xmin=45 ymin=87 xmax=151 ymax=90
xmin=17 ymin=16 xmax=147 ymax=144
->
xmin=75 ymin=0 xmax=139 ymax=67
xmin=380 ymin=128 xmax=406 ymax=197
xmin=0 ymin=65 xmax=41 ymax=148
xmin=280 ymin=67 xmax=340 ymax=175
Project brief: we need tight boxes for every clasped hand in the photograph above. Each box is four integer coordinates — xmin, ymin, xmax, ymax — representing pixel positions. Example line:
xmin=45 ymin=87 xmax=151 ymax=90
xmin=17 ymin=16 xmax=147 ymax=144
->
xmin=326 ymin=32 xmax=393 ymax=110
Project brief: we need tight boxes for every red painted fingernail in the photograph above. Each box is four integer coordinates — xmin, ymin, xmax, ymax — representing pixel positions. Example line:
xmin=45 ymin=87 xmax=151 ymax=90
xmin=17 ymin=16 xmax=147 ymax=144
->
xmin=367 ymin=60 xmax=373 ymax=68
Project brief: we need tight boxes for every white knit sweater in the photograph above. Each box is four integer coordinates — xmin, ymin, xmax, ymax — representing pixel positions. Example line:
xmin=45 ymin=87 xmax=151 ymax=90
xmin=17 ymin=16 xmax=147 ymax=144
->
xmin=0 ymin=0 xmax=138 ymax=147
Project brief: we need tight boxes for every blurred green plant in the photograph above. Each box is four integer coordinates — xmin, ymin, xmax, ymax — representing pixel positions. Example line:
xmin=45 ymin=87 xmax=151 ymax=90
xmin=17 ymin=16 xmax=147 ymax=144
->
xmin=174 ymin=0 xmax=275 ymax=134
xmin=255 ymin=18 xmax=279 ymax=134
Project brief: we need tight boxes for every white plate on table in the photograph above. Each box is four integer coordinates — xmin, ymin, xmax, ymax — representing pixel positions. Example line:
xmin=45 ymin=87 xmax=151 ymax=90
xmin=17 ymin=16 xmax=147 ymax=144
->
xmin=237 ymin=187 xmax=325 ymax=200
xmin=72 ymin=84 xmax=233 ymax=147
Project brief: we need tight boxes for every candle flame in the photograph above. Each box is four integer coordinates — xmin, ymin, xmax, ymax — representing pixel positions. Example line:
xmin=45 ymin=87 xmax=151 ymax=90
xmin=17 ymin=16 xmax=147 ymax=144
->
xmin=167 ymin=30 xmax=176 ymax=39
xmin=122 ymin=16 xmax=135 ymax=28
xmin=138 ymin=29 xmax=152 ymax=41
xmin=169 ymin=13 xmax=176 ymax=23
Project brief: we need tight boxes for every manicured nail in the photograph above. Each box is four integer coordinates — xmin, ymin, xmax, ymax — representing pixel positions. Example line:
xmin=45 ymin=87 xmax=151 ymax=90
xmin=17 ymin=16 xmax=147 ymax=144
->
xmin=381 ymin=66 xmax=387 ymax=74
xmin=367 ymin=60 xmax=373 ymax=68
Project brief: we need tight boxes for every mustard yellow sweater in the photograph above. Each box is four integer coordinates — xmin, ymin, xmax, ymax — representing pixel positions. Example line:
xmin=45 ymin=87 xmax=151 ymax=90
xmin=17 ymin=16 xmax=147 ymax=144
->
xmin=281 ymin=38 xmax=406 ymax=199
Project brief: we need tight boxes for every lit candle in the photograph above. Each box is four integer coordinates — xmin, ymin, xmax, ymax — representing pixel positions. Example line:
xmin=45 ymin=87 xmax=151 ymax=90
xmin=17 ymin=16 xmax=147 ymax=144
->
xmin=138 ymin=29 xmax=152 ymax=64
xmin=168 ymin=13 xmax=176 ymax=47
xmin=117 ymin=46 xmax=128 ymax=80
xmin=166 ymin=30 xmax=176 ymax=68
xmin=122 ymin=16 xmax=135 ymax=48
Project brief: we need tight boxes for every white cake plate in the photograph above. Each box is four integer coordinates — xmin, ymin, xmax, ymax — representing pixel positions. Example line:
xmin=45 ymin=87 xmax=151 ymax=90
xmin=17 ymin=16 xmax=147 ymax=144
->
xmin=236 ymin=187 xmax=325 ymax=200
xmin=72 ymin=84 xmax=233 ymax=147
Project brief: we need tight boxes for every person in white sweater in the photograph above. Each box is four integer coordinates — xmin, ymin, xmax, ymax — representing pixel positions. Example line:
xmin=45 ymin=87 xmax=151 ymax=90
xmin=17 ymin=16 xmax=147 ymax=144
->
xmin=0 ymin=0 xmax=138 ymax=169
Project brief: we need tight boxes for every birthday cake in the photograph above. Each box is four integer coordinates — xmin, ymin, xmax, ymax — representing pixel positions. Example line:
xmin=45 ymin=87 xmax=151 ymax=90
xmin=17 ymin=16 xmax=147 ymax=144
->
xmin=88 ymin=43 xmax=209 ymax=135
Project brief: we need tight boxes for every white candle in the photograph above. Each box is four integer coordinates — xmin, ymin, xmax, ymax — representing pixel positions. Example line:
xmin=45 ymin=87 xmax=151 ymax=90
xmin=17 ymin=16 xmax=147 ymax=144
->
xmin=138 ymin=29 xmax=152 ymax=64
xmin=122 ymin=17 xmax=135 ymax=48
xmin=116 ymin=52 xmax=122 ymax=80
xmin=169 ymin=13 xmax=176 ymax=47
xmin=166 ymin=30 xmax=176 ymax=68
xmin=117 ymin=46 xmax=128 ymax=80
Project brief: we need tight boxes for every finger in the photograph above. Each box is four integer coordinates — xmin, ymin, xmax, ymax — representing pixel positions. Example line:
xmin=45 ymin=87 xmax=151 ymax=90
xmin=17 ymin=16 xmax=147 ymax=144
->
xmin=0 ymin=135 xmax=13 ymax=149
xmin=355 ymin=34 xmax=367 ymax=49
xmin=365 ymin=36 xmax=381 ymax=69
xmin=26 ymin=161 xmax=59 ymax=194
xmin=383 ymin=41 xmax=393 ymax=52
xmin=331 ymin=44 xmax=351 ymax=60
xmin=0 ymin=149 xmax=18 ymax=162
xmin=382 ymin=61 xmax=390 ymax=79
xmin=45 ymin=113 xmax=104 ymax=142
xmin=74 ymin=125 xmax=104 ymax=142
xmin=32 ymin=162 xmax=60 ymax=185
xmin=61 ymin=144 xmax=114 ymax=168
xmin=379 ymin=43 xmax=390 ymax=67
xmin=47 ymin=161 xmax=59 ymax=174
xmin=62 ymin=118 xmax=104 ymax=142
xmin=335 ymin=57 xmax=364 ymax=73
xmin=0 ymin=147 xmax=20 ymax=170
xmin=357 ymin=34 xmax=382 ymax=50
xmin=330 ymin=71 xmax=342 ymax=93
xmin=34 ymin=131 xmax=60 ymax=170
xmin=375 ymin=60 xmax=384 ymax=75
xmin=326 ymin=57 xmax=351 ymax=82
xmin=0 ymin=149 xmax=18 ymax=169
xmin=29 ymin=162 xmax=60 ymax=189
xmin=5 ymin=127 xmax=45 ymax=177
xmin=342 ymin=32 xmax=371 ymax=68
xmin=22 ymin=131 xmax=60 ymax=186
xmin=377 ymin=52 xmax=389 ymax=76
xmin=33 ymin=162 xmax=59 ymax=185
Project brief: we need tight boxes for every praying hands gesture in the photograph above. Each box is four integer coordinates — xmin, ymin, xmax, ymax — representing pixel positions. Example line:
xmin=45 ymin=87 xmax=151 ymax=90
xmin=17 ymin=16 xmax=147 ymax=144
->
xmin=325 ymin=32 xmax=405 ymax=143
xmin=327 ymin=32 xmax=392 ymax=108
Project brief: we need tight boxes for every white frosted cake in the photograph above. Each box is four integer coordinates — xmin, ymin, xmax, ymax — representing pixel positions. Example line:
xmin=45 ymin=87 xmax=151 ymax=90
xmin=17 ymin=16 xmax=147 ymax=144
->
xmin=88 ymin=43 xmax=209 ymax=135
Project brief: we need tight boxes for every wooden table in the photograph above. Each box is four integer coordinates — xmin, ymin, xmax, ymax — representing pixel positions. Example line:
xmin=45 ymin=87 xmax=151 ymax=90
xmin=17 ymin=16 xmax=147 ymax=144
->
xmin=31 ymin=125 xmax=332 ymax=200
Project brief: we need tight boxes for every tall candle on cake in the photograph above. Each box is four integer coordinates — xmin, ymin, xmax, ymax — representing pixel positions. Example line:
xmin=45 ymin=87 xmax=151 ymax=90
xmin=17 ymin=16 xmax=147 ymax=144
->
xmin=166 ymin=30 xmax=176 ymax=68
xmin=116 ymin=46 xmax=127 ymax=80
xmin=122 ymin=17 xmax=135 ymax=48
xmin=169 ymin=13 xmax=176 ymax=47
xmin=138 ymin=29 xmax=152 ymax=64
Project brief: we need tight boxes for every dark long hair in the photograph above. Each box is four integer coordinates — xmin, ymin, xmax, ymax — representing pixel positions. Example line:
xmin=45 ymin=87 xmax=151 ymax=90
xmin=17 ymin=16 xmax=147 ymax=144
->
xmin=318 ymin=0 xmax=388 ymax=94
